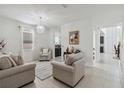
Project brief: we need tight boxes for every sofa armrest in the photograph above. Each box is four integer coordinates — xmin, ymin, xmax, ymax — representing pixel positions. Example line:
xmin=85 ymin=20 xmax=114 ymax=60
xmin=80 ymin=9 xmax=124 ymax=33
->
xmin=51 ymin=61 xmax=74 ymax=72
xmin=0 ymin=63 xmax=36 ymax=79
xmin=48 ymin=50 xmax=51 ymax=57
xmin=40 ymin=51 xmax=43 ymax=55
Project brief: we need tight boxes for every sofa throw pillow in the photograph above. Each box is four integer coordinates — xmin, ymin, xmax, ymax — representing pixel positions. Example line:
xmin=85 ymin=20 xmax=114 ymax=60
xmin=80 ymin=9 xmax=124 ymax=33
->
xmin=8 ymin=56 xmax=17 ymax=67
xmin=65 ymin=52 xmax=83 ymax=65
xmin=10 ymin=54 xmax=24 ymax=65
xmin=18 ymin=55 xmax=24 ymax=65
xmin=0 ymin=56 xmax=13 ymax=70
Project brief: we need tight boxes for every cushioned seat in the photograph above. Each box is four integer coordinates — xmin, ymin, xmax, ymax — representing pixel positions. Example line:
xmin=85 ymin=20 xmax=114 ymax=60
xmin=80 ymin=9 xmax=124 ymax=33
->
xmin=0 ymin=54 xmax=36 ymax=88
xmin=51 ymin=52 xmax=86 ymax=87
xmin=42 ymin=53 xmax=49 ymax=56
xmin=39 ymin=48 xmax=52 ymax=61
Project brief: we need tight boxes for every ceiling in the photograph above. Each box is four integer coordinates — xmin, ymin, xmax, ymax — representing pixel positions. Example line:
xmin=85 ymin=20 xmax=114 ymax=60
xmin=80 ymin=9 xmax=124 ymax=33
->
xmin=0 ymin=4 xmax=123 ymax=27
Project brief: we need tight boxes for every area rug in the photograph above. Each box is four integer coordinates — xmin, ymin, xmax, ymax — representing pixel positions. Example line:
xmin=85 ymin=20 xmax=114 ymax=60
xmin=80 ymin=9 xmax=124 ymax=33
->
xmin=35 ymin=61 xmax=53 ymax=80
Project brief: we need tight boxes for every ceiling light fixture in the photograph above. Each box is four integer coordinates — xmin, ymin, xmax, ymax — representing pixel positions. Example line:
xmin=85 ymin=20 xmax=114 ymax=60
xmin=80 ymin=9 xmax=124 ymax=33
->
xmin=36 ymin=17 xmax=45 ymax=33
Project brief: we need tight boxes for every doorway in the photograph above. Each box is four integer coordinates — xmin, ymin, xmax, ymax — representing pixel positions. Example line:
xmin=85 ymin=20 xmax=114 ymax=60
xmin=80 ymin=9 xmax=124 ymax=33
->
xmin=54 ymin=30 xmax=61 ymax=57
xmin=93 ymin=24 xmax=122 ymax=62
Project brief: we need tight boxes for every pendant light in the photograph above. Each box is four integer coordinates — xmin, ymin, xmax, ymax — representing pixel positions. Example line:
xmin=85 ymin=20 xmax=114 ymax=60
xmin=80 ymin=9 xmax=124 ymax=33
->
xmin=36 ymin=17 xmax=45 ymax=33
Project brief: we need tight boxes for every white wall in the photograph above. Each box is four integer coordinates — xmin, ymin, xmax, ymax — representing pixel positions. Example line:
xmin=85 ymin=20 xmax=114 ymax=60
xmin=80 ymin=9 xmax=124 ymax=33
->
xmin=120 ymin=21 xmax=124 ymax=62
xmin=104 ymin=26 xmax=121 ymax=54
xmin=91 ymin=10 xmax=124 ymax=62
xmin=60 ymin=10 xmax=124 ymax=63
xmin=93 ymin=28 xmax=100 ymax=61
xmin=32 ymin=29 xmax=50 ymax=61
xmin=61 ymin=19 xmax=93 ymax=62
xmin=0 ymin=16 xmax=30 ymax=55
xmin=49 ymin=27 xmax=61 ymax=59
xmin=1 ymin=8 xmax=124 ymax=63
xmin=94 ymin=26 xmax=122 ymax=61
xmin=21 ymin=27 xmax=51 ymax=62
xmin=0 ymin=16 xmax=37 ymax=62
xmin=0 ymin=16 xmax=50 ymax=62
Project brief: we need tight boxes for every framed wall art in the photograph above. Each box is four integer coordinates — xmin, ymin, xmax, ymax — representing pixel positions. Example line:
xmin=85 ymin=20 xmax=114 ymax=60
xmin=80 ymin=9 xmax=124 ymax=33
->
xmin=69 ymin=31 xmax=79 ymax=45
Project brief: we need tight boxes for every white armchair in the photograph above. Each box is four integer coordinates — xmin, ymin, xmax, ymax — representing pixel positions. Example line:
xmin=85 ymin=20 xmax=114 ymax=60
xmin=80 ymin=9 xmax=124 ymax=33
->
xmin=39 ymin=48 xmax=52 ymax=61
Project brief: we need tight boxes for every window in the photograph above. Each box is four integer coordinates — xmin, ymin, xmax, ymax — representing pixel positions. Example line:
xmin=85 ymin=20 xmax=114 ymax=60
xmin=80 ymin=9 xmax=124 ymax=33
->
xmin=23 ymin=31 xmax=33 ymax=50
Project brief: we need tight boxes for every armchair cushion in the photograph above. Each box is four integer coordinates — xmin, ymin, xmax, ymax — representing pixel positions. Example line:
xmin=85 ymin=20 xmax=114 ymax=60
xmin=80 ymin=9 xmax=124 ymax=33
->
xmin=39 ymin=48 xmax=52 ymax=61
xmin=43 ymin=48 xmax=49 ymax=54
xmin=42 ymin=53 xmax=49 ymax=56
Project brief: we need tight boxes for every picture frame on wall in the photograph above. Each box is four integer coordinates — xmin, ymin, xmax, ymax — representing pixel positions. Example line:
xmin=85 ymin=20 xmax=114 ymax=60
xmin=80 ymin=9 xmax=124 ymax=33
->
xmin=69 ymin=31 xmax=79 ymax=45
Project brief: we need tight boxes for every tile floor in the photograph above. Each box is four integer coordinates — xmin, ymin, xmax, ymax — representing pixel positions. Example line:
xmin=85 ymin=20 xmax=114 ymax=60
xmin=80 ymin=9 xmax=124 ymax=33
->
xmin=23 ymin=54 xmax=124 ymax=88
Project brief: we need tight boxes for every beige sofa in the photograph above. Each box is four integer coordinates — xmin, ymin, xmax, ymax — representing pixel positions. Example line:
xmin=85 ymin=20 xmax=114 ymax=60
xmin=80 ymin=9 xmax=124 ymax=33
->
xmin=51 ymin=52 xmax=85 ymax=87
xmin=0 ymin=55 xmax=36 ymax=88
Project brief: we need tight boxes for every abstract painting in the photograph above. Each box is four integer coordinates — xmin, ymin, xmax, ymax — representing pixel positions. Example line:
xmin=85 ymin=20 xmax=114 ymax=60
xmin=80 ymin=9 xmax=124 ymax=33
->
xmin=69 ymin=31 xmax=79 ymax=45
